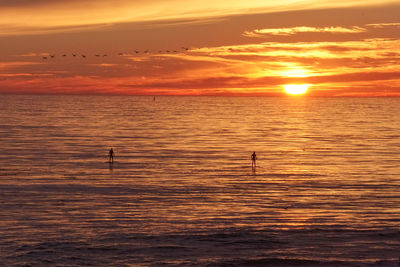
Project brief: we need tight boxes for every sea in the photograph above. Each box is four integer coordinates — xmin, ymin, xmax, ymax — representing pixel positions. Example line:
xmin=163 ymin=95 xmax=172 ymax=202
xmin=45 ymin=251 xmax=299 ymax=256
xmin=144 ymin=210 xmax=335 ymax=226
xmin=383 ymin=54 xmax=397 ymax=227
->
xmin=0 ymin=95 xmax=399 ymax=266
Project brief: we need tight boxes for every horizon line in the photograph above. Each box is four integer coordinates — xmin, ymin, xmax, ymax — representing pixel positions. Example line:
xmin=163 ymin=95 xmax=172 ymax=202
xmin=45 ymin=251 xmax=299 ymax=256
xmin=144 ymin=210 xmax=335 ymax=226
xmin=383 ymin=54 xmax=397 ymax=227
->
xmin=1 ymin=92 xmax=399 ymax=98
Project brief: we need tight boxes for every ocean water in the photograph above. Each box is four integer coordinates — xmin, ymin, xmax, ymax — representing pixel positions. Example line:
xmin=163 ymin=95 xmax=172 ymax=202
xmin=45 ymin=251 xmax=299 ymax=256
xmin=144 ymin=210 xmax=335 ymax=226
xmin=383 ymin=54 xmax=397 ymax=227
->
xmin=0 ymin=95 xmax=399 ymax=266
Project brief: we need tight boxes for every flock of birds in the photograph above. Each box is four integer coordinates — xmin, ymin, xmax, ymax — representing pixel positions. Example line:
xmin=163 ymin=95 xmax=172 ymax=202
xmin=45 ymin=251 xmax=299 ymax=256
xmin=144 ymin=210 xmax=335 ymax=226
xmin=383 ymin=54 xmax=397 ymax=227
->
xmin=41 ymin=47 xmax=190 ymax=60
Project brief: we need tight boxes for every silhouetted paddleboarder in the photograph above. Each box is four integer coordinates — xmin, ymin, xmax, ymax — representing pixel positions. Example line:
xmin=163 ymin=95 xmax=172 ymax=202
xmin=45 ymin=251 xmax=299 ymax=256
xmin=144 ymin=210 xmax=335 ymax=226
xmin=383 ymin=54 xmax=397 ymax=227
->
xmin=251 ymin=152 xmax=257 ymax=169
xmin=109 ymin=148 xmax=114 ymax=163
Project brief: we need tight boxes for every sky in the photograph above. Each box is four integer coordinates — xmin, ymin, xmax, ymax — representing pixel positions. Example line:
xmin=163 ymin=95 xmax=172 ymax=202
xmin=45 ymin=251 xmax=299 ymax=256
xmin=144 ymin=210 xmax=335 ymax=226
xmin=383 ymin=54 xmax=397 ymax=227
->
xmin=1 ymin=0 xmax=400 ymax=96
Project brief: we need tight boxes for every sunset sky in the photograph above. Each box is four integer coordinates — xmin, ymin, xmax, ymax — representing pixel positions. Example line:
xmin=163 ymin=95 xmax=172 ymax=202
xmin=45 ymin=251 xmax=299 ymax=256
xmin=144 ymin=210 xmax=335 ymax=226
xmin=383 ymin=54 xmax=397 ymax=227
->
xmin=1 ymin=0 xmax=400 ymax=96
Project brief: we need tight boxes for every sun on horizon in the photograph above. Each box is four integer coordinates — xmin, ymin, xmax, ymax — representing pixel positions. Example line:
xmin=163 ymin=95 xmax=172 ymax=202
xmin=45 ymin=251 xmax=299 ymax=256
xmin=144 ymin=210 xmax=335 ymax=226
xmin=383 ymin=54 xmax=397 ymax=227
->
xmin=283 ymin=84 xmax=310 ymax=95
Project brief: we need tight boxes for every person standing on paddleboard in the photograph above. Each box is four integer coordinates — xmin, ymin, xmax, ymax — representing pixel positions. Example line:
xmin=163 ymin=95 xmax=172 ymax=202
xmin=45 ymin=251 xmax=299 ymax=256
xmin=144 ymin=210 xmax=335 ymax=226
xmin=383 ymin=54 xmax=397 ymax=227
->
xmin=251 ymin=152 xmax=257 ymax=169
xmin=109 ymin=148 xmax=114 ymax=163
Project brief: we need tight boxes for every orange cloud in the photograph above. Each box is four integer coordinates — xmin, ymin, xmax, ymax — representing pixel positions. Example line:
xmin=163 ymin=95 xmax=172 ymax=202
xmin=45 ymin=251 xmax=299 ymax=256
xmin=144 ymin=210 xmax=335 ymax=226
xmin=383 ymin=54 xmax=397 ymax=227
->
xmin=366 ymin=22 xmax=400 ymax=28
xmin=0 ymin=0 xmax=397 ymax=35
xmin=244 ymin=26 xmax=367 ymax=37
xmin=0 ymin=62 xmax=42 ymax=70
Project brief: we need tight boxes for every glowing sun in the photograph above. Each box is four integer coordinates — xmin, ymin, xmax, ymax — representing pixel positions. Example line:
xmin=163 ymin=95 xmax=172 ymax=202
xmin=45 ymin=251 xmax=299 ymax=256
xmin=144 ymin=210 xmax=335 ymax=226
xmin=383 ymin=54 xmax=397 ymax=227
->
xmin=283 ymin=84 xmax=310 ymax=95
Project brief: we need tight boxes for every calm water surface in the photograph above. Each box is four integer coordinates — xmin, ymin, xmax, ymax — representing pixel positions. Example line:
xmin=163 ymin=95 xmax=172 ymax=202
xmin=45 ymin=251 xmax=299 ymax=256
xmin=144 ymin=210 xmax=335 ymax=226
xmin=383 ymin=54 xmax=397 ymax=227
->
xmin=0 ymin=95 xmax=399 ymax=266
